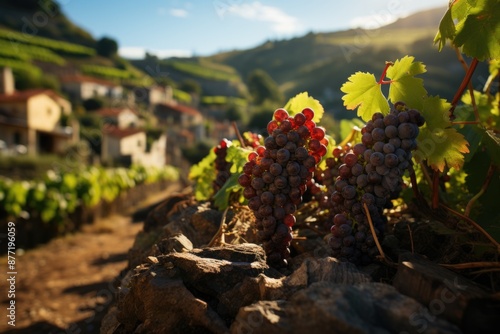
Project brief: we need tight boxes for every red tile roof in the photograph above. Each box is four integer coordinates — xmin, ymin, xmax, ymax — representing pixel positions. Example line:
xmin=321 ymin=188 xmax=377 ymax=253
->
xmin=0 ymin=89 xmax=64 ymax=103
xmin=60 ymin=75 xmax=117 ymax=87
xmin=156 ymin=102 xmax=202 ymax=117
xmin=96 ymin=108 xmax=138 ymax=117
xmin=102 ymin=125 xmax=144 ymax=138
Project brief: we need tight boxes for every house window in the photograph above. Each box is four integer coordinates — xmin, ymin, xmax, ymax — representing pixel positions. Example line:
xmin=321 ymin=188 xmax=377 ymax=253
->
xmin=47 ymin=108 xmax=52 ymax=116
xmin=137 ymin=139 xmax=142 ymax=147
xmin=13 ymin=132 xmax=21 ymax=145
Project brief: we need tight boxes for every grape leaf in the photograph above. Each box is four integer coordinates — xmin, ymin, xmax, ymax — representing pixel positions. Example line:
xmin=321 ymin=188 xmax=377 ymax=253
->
xmin=414 ymin=96 xmax=470 ymax=171
xmin=340 ymin=72 xmax=389 ymax=121
xmin=434 ymin=6 xmax=456 ymax=51
xmin=434 ymin=0 xmax=500 ymax=61
xmin=283 ymin=92 xmax=324 ymax=123
xmin=188 ymin=148 xmax=217 ymax=201
xmin=386 ymin=56 xmax=427 ymax=109
xmin=453 ymin=0 xmax=500 ymax=61
xmin=213 ymin=173 xmax=243 ymax=210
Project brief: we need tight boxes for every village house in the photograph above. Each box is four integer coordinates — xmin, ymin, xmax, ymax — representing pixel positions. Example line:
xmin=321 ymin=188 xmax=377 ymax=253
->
xmin=0 ymin=67 xmax=78 ymax=155
xmin=129 ymin=84 xmax=173 ymax=108
xmin=60 ymin=74 xmax=123 ymax=102
xmin=100 ymin=125 xmax=166 ymax=167
xmin=96 ymin=107 xmax=140 ymax=128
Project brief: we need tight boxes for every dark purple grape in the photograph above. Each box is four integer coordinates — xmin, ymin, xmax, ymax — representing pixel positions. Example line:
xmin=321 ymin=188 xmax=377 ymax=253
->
xmin=371 ymin=128 xmax=385 ymax=142
xmin=341 ymin=185 xmax=357 ymax=200
xmin=369 ymin=152 xmax=384 ymax=166
xmin=276 ymin=148 xmax=291 ymax=164
xmin=269 ymin=163 xmax=283 ymax=176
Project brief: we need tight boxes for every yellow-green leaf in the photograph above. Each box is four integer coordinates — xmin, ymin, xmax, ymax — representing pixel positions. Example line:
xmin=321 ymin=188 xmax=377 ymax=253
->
xmin=386 ymin=56 xmax=427 ymax=109
xmin=283 ymin=92 xmax=324 ymax=123
xmin=414 ymin=96 xmax=470 ymax=171
xmin=340 ymin=72 xmax=389 ymax=121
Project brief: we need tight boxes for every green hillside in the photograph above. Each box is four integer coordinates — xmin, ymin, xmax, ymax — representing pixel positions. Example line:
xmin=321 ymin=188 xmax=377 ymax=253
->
xmin=207 ymin=7 xmax=488 ymax=114
xmin=0 ymin=0 xmax=153 ymax=92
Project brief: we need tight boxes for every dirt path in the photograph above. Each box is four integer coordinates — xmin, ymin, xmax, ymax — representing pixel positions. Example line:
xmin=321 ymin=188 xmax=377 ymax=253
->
xmin=1 ymin=182 xmax=184 ymax=334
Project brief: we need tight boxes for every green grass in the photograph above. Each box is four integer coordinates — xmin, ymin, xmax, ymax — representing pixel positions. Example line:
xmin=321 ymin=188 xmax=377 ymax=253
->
xmin=80 ymin=64 xmax=132 ymax=80
xmin=0 ymin=28 xmax=95 ymax=57
xmin=0 ymin=39 xmax=65 ymax=65
xmin=173 ymin=89 xmax=192 ymax=104
xmin=201 ymin=95 xmax=248 ymax=107
xmin=0 ymin=57 xmax=41 ymax=75
xmin=166 ymin=60 xmax=240 ymax=81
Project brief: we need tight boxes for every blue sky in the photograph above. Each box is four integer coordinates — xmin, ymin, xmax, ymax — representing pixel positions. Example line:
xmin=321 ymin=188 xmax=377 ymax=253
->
xmin=60 ymin=0 xmax=448 ymax=59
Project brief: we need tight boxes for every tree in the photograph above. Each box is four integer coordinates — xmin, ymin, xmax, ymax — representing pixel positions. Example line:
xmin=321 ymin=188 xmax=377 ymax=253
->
xmin=180 ymin=79 xmax=202 ymax=96
xmin=82 ymin=97 xmax=104 ymax=111
xmin=96 ymin=36 xmax=118 ymax=58
xmin=247 ymin=69 xmax=283 ymax=105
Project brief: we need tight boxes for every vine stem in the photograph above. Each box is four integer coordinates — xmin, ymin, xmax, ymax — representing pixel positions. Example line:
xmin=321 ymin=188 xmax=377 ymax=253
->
xmin=454 ymin=47 xmax=481 ymax=122
xmin=439 ymin=261 xmax=500 ymax=270
xmin=464 ymin=163 xmax=496 ymax=217
xmin=208 ymin=207 xmax=229 ymax=247
xmin=363 ymin=202 xmax=386 ymax=260
xmin=232 ymin=121 xmax=245 ymax=148
xmin=378 ymin=61 xmax=394 ymax=84
xmin=449 ymin=57 xmax=479 ymax=117
xmin=439 ymin=203 xmax=500 ymax=253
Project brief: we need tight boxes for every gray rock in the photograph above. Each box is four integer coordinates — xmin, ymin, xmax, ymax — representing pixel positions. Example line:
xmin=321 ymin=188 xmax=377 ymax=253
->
xmin=285 ymin=257 xmax=371 ymax=289
xmin=231 ymin=282 xmax=462 ymax=334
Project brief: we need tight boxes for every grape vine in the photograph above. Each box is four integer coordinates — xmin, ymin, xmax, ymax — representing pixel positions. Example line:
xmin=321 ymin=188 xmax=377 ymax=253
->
xmin=189 ymin=1 xmax=500 ymax=267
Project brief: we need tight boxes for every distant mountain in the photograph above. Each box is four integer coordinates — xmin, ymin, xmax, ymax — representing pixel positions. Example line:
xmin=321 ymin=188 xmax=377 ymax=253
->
xmin=204 ymin=6 xmax=490 ymax=115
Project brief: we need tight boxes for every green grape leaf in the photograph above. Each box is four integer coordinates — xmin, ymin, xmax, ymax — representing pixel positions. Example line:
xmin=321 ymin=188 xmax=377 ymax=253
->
xmin=453 ymin=0 xmax=500 ymax=61
xmin=227 ymin=144 xmax=252 ymax=174
xmin=283 ymin=92 xmax=324 ymax=123
xmin=213 ymin=173 xmax=244 ymax=210
xmin=435 ymin=0 xmax=500 ymax=61
xmin=386 ymin=56 xmax=427 ymax=109
xmin=340 ymin=72 xmax=389 ymax=121
xmin=434 ymin=6 xmax=456 ymax=51
xmin=414 ymin=96 xmax=470 ymax=171
xmin=188 ymin=148 xmax=217 ymax=201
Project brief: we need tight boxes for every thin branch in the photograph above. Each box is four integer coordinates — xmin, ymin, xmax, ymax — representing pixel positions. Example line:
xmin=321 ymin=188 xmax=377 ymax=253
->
xmin=465 ymin=163 xmax=496 ymax=216
xmin=450 ymin=57 xmax=479 ymax=117
xmin=232 ymin=121 xmax=246 ymax=148
xmin=439 ymin=203 xmax=500 ymax=253
xmin=363 ymin=203 xmax=385 ymax=260
xmin=450 ymin=121 xmax=480 ymax=125
xmin=208 ymin=207 xmax=229 ymax=247
xmin=339 ymin=127 xmax=361 ymax=148
xmin=407 ymin=224 xmax=415 ymax=254
xmin=378 ymin=61 xmax=394 ymax=84
xmin=453 ymin=47 xmax=480 ymax=121
xmin=439 ymin=261 xmax=500 ymax=270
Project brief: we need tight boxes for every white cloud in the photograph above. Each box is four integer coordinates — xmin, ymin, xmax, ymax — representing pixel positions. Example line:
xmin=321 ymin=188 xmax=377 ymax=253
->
xmin=225 ymin=2 xmax=301 ymax=34
xmin=119 ymin=47 xmax=192 ymax=59
xmin=170 ymin=8 xmax=188 ymax=18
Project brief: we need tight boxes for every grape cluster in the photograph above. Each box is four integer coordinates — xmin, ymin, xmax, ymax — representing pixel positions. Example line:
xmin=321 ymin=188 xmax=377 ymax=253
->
xmin=213 ymin=138 xmax=232 ymax=192
xmin=238 ymin=107 xmax=327 ymax=267
xmin=325 ymin=102 xmax=425 ymax=264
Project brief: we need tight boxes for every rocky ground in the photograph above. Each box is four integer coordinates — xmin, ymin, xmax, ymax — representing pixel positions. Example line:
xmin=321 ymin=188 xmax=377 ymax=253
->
xmin=99 ymin=192 xmax=500 ymax=334
xmin=1 ymin=183 xmax=498 ymax=334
